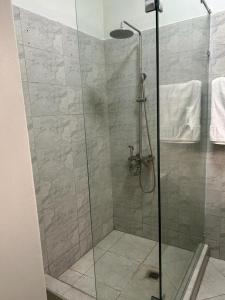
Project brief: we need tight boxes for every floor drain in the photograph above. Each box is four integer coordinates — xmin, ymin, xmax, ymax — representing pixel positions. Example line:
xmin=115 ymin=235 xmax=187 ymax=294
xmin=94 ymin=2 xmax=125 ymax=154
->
xmin=147 ymin=270 xmax=160 ymax=280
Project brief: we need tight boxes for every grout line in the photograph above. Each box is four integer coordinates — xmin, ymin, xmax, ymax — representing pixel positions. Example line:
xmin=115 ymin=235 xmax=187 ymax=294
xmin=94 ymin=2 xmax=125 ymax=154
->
xmin=56 ymin=276 xmax=96 ymax=299
xmin=199 ymin=294 xmax=225 ymax=300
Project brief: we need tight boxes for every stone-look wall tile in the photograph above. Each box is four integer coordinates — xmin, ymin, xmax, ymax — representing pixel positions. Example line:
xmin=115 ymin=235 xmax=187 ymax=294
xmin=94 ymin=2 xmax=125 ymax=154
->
xmin=29 ymin=83 xmax=83 ymax=116
xmin=105 ymin=15 xmax=208 ymax=249
xmin=17 ymin=43 xmax=28 ymax=82
xmin=220 ymin=238 xmax=225 ymax=260
xmin=20 ymin=9 xmax=55 ymax=51
xmin=24 ymin=46 xmax=55 ymax=83
xmin=38 ymin=212 xmax=49 ymax=271
xmin=79 ymin=32 xmax=105 ymax=65
xmin=64 ymin=56 xmax=81 ymax=88
xmin=78 ymin=31 xmax=114 ymax=246
xmin=80 ymin=233 xmax=93 ymax=257
xmin=21 ymin=81 xmax=31 ymax=116
xmin=13 ymin=6 xmax=23 ymax=44
xmin=205 ymin=215 xmax=221 ymax=241
xmin=78 ymin=211 xmax=92 ymax=242
xmin=13 ymin=6 xmax=97 ymax=277
xmin=48 ymin=244 xmax=81 ymax=277
xmin=205 ymin=238 xmax=220 ymax=259
xmin=44 ymin=202 xmax=80 ymax=265
xmin=158 ymin=16 xmax=209 ymax=252
xmin=62 ymin=27 xmax=79 ymax=59
xmin=20 ymin=8 xmax=64 ymax=56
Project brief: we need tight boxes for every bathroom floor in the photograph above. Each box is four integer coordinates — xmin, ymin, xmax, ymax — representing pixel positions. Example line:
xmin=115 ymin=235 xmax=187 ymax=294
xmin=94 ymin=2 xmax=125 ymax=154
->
xmin=197 ymin=257 xmax=225 ymax=300
xmin=46 ymin=230 xmax=193 ymax=300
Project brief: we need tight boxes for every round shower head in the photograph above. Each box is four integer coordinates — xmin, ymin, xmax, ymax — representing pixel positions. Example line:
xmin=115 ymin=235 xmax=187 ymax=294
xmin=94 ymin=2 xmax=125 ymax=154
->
xmin=110 ymin=28 xmax=134 ymax=39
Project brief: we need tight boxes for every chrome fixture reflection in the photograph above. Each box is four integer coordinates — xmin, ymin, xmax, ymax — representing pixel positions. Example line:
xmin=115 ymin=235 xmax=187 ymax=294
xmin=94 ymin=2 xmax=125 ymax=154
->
xmin=110 ymin=21 xmax=156 ymax=194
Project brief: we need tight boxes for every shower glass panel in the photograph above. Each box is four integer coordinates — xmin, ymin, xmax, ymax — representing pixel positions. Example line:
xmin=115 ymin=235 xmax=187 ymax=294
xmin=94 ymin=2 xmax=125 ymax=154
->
xmin=159 ymin=1 xmax=210 ymax=299
xmin=75 ymin=1 xmax=159 ymax=299
xmin=12 ymin=2 xmax=88 ymax=279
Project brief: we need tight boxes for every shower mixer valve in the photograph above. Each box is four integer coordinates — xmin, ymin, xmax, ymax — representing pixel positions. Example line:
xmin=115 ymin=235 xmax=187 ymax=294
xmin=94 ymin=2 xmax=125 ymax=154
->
xmin=128 ymin=146 xmax=141 ymax=176
xmin=128 ymin=145 xmax=154 ymax=176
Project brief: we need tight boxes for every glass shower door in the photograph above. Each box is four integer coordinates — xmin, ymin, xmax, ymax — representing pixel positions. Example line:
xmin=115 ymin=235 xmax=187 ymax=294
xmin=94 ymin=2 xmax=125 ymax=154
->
xmin=75 ymin=0 xmax=160 ymax=299
xmin=158 ymin=1 xmax=210 ymax=299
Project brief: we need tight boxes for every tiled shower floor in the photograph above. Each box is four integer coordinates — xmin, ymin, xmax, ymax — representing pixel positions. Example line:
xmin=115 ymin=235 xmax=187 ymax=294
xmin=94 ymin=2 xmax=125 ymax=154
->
xmin=46 ymin=230 xmax=193 ymax=300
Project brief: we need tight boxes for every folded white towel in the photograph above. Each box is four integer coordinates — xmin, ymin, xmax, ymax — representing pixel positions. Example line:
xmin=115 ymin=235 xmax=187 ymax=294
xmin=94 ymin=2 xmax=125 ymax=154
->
xmin=160 ymin=80 xmax=202 ymax=143
xmin=210 ymin=77 xmax=225 ymax=145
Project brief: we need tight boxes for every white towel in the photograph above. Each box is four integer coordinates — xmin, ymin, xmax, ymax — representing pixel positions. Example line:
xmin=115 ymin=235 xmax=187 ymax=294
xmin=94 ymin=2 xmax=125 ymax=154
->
xmin=160 ymin=80 xmax=202 ymax=143
xmin=210 ymin=77 xmax=225 ymax=145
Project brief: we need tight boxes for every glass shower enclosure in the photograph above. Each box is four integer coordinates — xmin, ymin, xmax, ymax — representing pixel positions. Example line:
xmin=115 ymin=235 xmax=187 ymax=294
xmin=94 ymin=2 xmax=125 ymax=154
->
xmin=12 ymin=0 xmax=210 ymax=299
xmin=159 ymin=1 xmax=210 ymax=299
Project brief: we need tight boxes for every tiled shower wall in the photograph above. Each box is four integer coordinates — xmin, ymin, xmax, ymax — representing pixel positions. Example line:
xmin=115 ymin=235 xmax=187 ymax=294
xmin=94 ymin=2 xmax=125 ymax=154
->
xmin=159 ymin=16 xmax=210 ymax=250
xmin=105 ymin=16 xmax=210 ymax=250
xmin=104 ymin=30 xmax=158 ymax=239
xmin=205 ymin=10 xmax=225 ymax=260
xmin=13 ymin=6 xmax=113 ymax=277
xmin=78 ymin=31 xmax=114 ymax=245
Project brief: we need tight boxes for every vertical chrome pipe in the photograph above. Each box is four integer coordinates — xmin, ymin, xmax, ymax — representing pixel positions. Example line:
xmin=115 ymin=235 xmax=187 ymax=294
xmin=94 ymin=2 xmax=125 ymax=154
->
xmin=138 ymin=34 xmax=143 ymax=158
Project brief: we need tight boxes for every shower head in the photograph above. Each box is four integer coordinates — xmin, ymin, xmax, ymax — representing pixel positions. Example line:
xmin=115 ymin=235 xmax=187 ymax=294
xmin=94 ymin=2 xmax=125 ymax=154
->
xmin=110 ymin=21 xmax=141 ymax=40
xmin=110 ymin=21 xmax=135 ymax=39
xmin=110 ymin=28 xmax=134 ymax=39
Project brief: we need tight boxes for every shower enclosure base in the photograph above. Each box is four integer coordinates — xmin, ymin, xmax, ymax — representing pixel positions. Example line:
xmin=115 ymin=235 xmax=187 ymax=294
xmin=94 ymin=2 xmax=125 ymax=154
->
xmin=46 ymin=230 xmax=194 ymax=300
xmin=182 ymin=244 xmax=209 ymax=300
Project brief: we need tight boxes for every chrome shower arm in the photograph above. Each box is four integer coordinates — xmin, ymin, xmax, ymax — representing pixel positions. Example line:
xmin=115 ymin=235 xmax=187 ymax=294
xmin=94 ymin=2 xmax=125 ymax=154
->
xmin=123 ymin=21 xmax=142 ymax=36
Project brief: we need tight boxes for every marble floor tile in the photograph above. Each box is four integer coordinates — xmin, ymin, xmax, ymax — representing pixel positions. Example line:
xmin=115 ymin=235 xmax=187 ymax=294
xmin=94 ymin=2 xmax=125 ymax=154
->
xmin=117 ymin=263 xmax=159 ymax=300
xmin=210 ymin=257 xmax=225 ymax=277
xmin=143 ymin=244 xmax=163 ymax=269
xmin=162 ymin=245 xmax=193 ymax=264
xmin=73 ymin=274 xmax=96 ymax=298
xmin=96 ymin=230 xmax=124 ymax=251
xmin=108 ymin=233 xmax=156 ymax=263
xmin=47 ymin=231 xmax=194 ymax=300
xmin=197 ymin=258 xmax=225 ymax=300
xmin=45 ymin=274 xmax=71 ymax=295
xmin=63 ymin=287 xmax=95 ymax=300
xmin=94 ymin=251 xmax=139 ymax=291
xmin=70 ymin=249 xmax=94 ymax=274
xmin=95 ymin=281 xmax=121 ymax=300
xmin=163 ymin=258 xmax=192 ymax=289
xmin=59 ymin=269 xmax=82 ymax=287
xmin=70 ymin=248 xmax=106 ymax=274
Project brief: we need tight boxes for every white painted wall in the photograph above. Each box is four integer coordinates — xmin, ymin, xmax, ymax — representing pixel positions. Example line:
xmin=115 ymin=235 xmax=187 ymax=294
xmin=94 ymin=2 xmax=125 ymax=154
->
xmin=103 ymin=0 xmax=208 ymax=39
xmin=12 ymin=0 xmax=105 ymax=39
xmin=103 ymin=0 xmax=225 ymax=39
xmin=208 ymin=0 xmax=225 ymax=13
xmin=76 ymin=0 xmax=104 ymax=39
xmin=0 ymin=1 xmax=47 ymax=299
xmin=11 ymin=0 xmax=225 ymax=40
xmin=12 ymin=0 xmax=77 ymax=28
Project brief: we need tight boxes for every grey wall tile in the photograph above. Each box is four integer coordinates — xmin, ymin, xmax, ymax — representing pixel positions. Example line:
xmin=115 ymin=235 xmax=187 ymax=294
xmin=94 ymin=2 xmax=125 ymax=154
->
xmin=13 ymin=6 xmax=23 ymax=44
xmin=13 ymin=7 xmax=96 ymax=276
